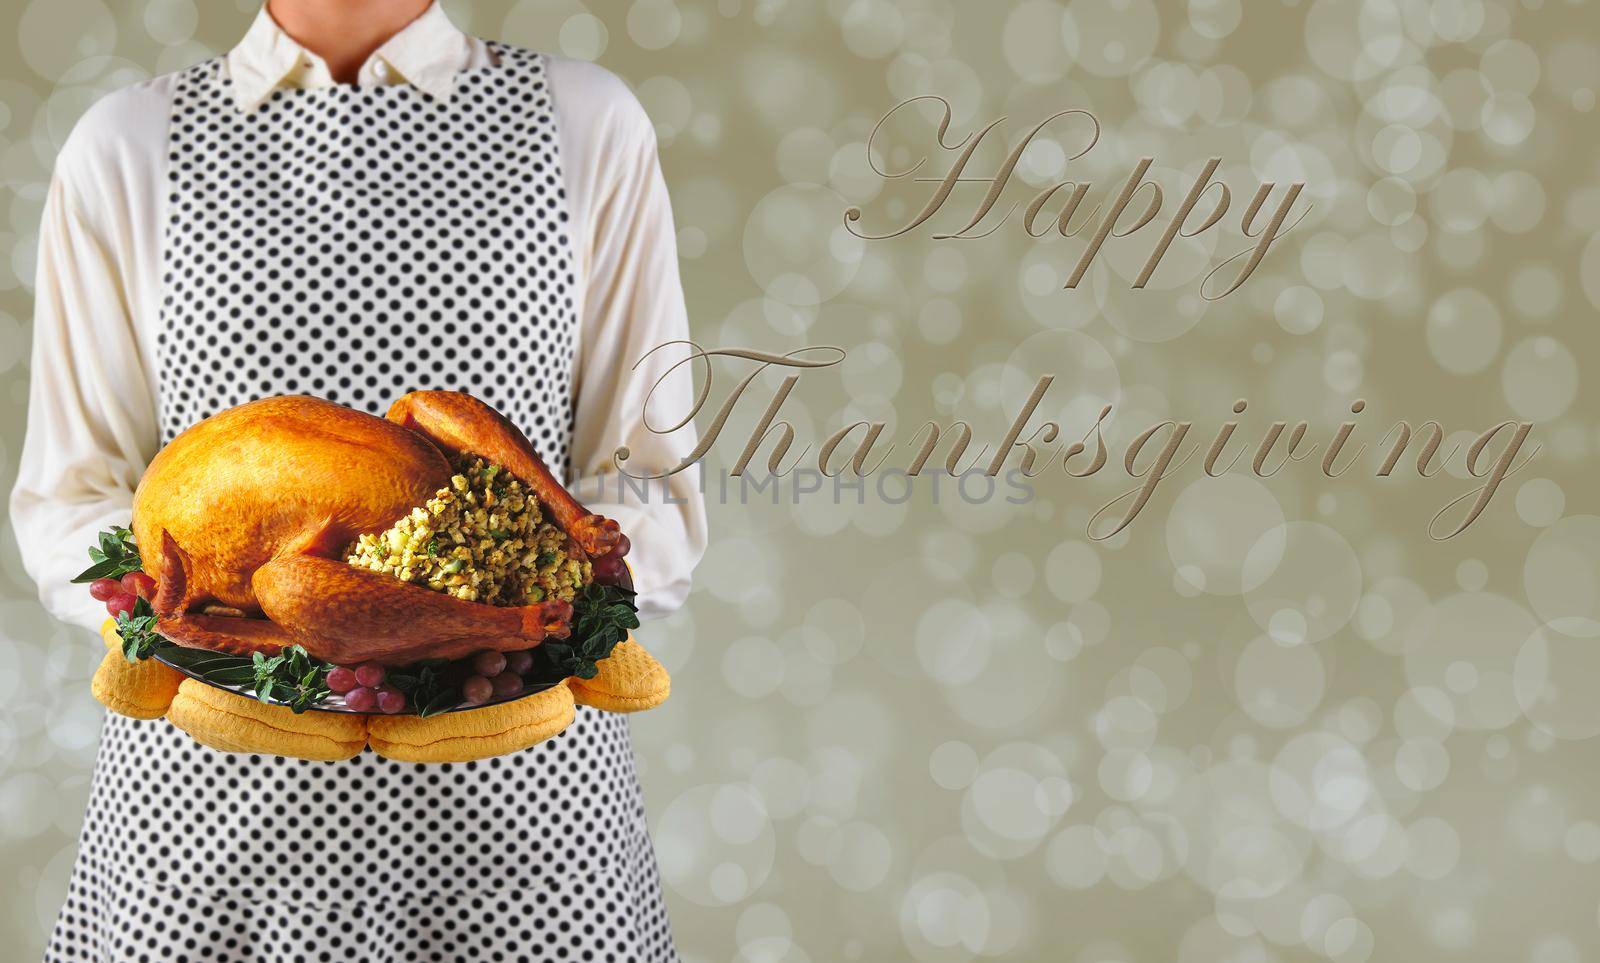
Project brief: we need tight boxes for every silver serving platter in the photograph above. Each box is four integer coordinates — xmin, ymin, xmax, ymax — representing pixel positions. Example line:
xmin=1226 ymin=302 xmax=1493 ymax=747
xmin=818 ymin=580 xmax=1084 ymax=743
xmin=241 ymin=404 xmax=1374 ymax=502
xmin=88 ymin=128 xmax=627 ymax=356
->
xmin=152 ymin=642 xmax=567 ymax=716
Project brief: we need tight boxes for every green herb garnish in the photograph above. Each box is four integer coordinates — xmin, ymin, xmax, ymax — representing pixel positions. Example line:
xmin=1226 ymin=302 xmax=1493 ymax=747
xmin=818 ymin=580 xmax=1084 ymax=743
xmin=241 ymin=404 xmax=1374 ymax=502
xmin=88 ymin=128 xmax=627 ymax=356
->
xmin=73 ymin=526 xmax=144 ymax=583
xmin=247 ymin=645 xmax=331 ymax=713
xmin=160 ymin=645 xmax=332 ymax=713
xmin=115 ymin=596 xmax=170 ymax=662
xmin=386 ymin=660 xmax=459 ymax=718
xmin=542 ymin=583 xmax=639 ymax=680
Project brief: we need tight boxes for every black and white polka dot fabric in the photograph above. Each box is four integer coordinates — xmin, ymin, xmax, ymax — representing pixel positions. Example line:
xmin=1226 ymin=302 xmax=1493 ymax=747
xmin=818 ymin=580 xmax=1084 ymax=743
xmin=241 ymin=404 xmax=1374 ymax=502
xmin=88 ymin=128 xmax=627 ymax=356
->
xmin=45 ymin=45 xmax=677 ymax=963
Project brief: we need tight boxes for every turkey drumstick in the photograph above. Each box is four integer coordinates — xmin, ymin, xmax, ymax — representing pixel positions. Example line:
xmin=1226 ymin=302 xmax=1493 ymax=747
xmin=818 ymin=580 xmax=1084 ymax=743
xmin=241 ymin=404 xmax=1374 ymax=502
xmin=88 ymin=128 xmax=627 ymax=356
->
xmin=385 ymin=390 xmax=626 ymax=559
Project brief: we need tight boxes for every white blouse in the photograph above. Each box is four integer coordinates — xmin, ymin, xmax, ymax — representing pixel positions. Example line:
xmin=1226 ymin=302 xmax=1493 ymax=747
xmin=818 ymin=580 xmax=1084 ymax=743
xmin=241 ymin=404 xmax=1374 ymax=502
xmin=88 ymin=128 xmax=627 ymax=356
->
xmin=10 ymin=1 xmax=706 ymax=633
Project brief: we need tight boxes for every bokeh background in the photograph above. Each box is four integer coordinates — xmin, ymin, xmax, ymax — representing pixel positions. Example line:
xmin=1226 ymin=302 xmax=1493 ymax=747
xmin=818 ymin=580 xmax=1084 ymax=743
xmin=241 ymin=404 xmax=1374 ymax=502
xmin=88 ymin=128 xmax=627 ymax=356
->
xmin=3 ymin=0 xmax=1600 ymax=960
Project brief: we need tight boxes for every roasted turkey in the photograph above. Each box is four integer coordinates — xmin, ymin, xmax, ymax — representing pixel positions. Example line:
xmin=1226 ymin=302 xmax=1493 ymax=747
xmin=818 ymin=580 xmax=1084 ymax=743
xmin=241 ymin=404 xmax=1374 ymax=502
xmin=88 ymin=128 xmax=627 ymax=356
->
xmin=131 ymin=391 xmax=627 ymax=666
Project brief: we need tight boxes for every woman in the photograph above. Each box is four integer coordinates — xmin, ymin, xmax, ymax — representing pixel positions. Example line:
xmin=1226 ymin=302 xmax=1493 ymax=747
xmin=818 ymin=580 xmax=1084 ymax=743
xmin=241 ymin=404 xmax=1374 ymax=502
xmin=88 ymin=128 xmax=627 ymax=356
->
xmin=10 ymin=1 xmax=706 ymax=960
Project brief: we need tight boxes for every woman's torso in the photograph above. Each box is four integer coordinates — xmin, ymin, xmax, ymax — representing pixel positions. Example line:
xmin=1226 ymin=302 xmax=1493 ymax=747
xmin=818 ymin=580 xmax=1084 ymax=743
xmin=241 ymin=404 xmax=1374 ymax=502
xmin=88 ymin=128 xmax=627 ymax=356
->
xmin=46 ymin=42 xmax=676 ymax=963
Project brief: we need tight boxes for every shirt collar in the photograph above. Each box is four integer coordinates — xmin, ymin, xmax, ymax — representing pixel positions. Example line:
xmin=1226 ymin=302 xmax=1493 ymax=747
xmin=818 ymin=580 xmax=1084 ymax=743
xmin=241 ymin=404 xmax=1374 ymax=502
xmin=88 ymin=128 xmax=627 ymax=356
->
xmin=225 ymin=2 xmax=473 ymax=112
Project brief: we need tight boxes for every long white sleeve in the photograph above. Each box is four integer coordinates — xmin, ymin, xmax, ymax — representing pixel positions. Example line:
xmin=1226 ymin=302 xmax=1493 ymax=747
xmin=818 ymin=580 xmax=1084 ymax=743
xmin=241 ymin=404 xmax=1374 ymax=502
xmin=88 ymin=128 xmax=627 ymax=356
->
xmin=10 ymin=173 xmax=161 ymax=633
xmin=553 ymin=59 xmax=707 ymax=622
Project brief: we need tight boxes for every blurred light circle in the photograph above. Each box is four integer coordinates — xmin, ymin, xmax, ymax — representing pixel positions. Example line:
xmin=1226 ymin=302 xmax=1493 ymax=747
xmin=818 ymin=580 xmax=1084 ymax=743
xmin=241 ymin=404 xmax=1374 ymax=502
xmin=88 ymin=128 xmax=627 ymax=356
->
xmin=1394 ymin=737 xmax=1451 ymax=792
xmin=639 ymin=75 xmax=693 ymax=143
xmin=1480 ymin=38 xmax=1541 ymax=95
xmin=1510 ymin=263 xmax=1561 ymax=319
xmin=748 ymin=184 xmax=864 ymax=305
xmin=1274 ymin=285 xmax=1325 ymax=334
xmin=1514 ymin=619 xmax=1600 ymax=739
xmin=144 ymin=0 xmax=198 ymax=45
xmin=1235 ymin=633 xmax=1326 ymax=728
xmin=1001 ymin=329 xmax=1120 ymax=430
xmin=1581 ymin=232 xmax=1600 ymax=312
xmin=1502 ymin=336 xmax=1578 ymax=419
xmin=1269 ymin=733 xmax=1370 ymax=831
xmin=656 ymin=784 xmax=775 ymax=906
xmin=1563 ymin=822 xmax=1600 ymax=863
xmin=1514 ymin=479 xmax=1565 ymax=528
xmin=1098 ymin=750 xmax=1154 ymax=802
xmin=627 ymin=0 xmax=682 ymax=50
xmin=1002 ymin=1 xmax=1074 ymax=82
xmin=917 ymin=298 xmax=962 ymax=345
xmin=1393 ymin=686 xmax=1455 ymax=740
xmin=559 ymin=13 xmax=609 ymax=59
xmin=1166 ymin=476 xmax=1287 ymax=596
xmin=941 ymin=604 xmax=1056 ymax=730
xmin=1524 ymin=516 xmax=1600 ymax=626
xmin=722 ymin=635 xmax=785 ymax=698
xmin=1425 ymin=288 xmax=1501 ymax=374
xmin=1046 ymin=825 xmax=1108 ymax=888
xmin=1480 ymin=94 xmax=1535 ymax=146
xmin=1405 ymin=593 xmax=1536 ymax=730
xmin=1243 ymin=522 xmax=1362 ymax=644
xmin=1189 ymin=0 xmax=1242 ymax=39
xmin=1045 ymin=540 xmax=1101 ymax=604
xmin=1430 ymin=167 xmax=1494 ymax=231
xmin=840 ymin=0 xmax=906 ymax=59
xmin=749 ymin=757 xmax=811 ymax=820
xmin=916 ymin=598 xmax=992 ymax=685
xmin=1207 ymin=824 xmax=1305 ymax=899
xmin=1489 ymin=170 xmax=1545 ymax=233
xmin=1129 ymin=647 xmax=1193 ymax=714
xmin=825 ymin=821 xmax=893 ymax=890
xmin=1065 ymin=0 xmax=1158 ymax=77
xmin=929 ymin=741 xmax=978 ymax=790
xmin=1324 ymin=917 xmax=1375 ymax=962
xmin=969 ymin=768 xmax=1055 ymax=842
xmin=19 ymin=0 xmax=115 ymax=81
xmin=899 ymin=869 xmax=991 ymax=953
xmin=1366 ymin=176 xmax=1416 ymax=225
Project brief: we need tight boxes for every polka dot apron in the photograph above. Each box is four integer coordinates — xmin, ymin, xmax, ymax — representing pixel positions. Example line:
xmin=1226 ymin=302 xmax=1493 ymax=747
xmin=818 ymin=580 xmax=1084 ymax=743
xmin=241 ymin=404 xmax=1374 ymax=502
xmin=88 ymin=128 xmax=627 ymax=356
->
xmin=46 ymin=45 xmax=678 ymax=963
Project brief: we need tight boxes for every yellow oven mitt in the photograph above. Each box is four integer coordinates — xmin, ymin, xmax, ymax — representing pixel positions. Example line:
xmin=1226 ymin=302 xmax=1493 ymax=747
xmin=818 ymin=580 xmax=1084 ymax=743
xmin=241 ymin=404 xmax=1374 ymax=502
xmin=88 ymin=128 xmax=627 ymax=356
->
xmin=91 ymin=619 xmax=670 ymax=763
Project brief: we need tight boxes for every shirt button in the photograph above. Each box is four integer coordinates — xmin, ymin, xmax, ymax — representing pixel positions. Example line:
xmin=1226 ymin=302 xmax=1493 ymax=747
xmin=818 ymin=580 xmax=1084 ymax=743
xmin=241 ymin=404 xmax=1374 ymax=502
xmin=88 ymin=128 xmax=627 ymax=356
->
xmin=371 ymin=61 xmax=389 ymax=80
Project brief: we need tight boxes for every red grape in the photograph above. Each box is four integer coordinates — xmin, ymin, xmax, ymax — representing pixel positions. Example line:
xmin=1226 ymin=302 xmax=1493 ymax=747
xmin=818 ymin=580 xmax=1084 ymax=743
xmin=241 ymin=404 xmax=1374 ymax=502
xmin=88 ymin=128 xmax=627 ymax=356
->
xmin=504 ymin=650 xmax=534 ymax=676
xmin=375 ymin=686 xmax=406 ymax=714
xmin=490 ymin=671 xmax=523 ymax=698
xmin=121 ymin=571 xmax=157 ymax=599
xmin=88 ymin=578 xmax=121 ymax=602
xmin=105 ymin=593 xmax=138 ymax=618
xmin=344 ymin=687 xmax=378 ymax=712
xmin=614 ymin=533 xmax=631 ymax=557
xmin=354 ymin=662 xmax=385 ymax=688
xmin=462 ymin=675 xmax=494 ymax=705
xmin=326 ymin=666 xmax=358 ymax=694
xmin=591 ymin=553 xmax=625 ymax=584
xmin=471 ymin=650 xmax=507 ymax=677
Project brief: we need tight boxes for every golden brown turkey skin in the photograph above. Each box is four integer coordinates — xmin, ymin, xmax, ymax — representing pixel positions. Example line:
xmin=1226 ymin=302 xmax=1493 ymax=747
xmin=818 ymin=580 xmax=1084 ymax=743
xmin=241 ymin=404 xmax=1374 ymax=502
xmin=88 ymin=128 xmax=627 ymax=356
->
xmin=127 ymin=392 xmax=616 ymax=665
xmin=132 ymin=395 xmax=452 ymax=613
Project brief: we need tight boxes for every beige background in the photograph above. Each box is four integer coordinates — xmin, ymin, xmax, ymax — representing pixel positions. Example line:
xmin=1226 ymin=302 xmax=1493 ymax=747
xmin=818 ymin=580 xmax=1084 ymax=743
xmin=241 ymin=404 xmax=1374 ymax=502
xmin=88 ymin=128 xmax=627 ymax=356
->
xmin=3 ymin=0 xmax=1600 ymax=960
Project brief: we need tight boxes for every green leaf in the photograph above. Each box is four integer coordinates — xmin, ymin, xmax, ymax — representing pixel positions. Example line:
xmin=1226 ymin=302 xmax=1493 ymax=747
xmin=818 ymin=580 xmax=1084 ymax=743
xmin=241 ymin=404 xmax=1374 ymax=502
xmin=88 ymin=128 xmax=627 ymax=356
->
xmin=204 ymin=666 xmax=262 ymax=687
xmin=164 ymin=640 xmax=336 ymax=712
xmin=542 ymin=583 xmax=639 ymax=679
xmin=417 ymin=687 xmax=462 ymax=717
xmin=114 ymin=597 xmax=168 ymax=662
xmin=73 ymin=525 xmax=144 ymax=582
xmin=158 ymin=648 xmax=255 ymax=675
